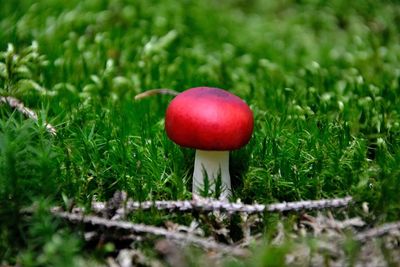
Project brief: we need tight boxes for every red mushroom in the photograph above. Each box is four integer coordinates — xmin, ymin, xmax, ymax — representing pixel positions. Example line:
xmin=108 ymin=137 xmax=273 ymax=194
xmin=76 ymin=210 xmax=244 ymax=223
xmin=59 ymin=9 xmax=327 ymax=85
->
xmin=165 ymin=87 xmax=254 ymax=200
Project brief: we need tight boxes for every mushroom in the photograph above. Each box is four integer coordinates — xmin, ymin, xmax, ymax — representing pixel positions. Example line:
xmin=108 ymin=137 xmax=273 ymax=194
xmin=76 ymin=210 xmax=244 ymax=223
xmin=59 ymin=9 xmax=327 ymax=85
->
xmin=165 ymin=87 xmax=254 ymax=200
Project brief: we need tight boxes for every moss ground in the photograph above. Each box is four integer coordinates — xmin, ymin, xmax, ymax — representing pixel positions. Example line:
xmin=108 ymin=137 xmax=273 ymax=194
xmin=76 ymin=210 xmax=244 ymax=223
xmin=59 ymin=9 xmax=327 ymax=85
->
xmin=1 ymin=0 xmax=400 ymax=266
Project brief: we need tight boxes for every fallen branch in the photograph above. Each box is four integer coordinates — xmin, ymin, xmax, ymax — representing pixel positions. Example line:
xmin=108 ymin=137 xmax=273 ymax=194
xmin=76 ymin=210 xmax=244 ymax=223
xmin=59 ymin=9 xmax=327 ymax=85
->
xmin=0 ymin=96 xmax=56 ymax=135
xmin=85 ymin=196 xmax=353 ymax=217
xmin=355 ymin=221 xmax=400 ymax=243
xmin=51 ymin=209 xmax=248 ymax=257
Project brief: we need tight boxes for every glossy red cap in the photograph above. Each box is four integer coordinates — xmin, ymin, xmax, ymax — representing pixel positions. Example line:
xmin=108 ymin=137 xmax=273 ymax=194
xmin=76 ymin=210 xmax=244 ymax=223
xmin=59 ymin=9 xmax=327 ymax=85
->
xmin=165 ymin=87 xmax=254 ymax=150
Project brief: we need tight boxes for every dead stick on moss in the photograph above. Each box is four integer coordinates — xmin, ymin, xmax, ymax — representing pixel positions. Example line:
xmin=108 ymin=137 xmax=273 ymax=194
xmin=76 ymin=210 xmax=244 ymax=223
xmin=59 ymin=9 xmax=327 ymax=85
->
xmin=355 ymin=221 xmax=400 ymax=243
xmin=0 ymin=96 xmax=56 ymax=135
xmin=86 ymin=196 xmax=353 ymax=216
xmin=134 ymin=88 xmax=179 ymax=100
xmin=52 ymin=210 xmax=248 ymax=257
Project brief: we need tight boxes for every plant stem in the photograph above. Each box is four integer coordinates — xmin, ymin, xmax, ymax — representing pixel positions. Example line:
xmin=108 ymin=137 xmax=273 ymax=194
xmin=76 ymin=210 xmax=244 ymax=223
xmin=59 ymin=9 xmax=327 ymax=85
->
xmin=193 ymin=150 xmax=231 ymax=200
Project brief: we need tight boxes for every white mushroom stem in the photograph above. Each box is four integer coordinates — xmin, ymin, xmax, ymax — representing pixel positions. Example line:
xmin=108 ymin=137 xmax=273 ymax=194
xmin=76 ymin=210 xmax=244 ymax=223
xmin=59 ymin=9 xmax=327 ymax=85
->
xmin=193 ymin=150 xmax=231 ymax=200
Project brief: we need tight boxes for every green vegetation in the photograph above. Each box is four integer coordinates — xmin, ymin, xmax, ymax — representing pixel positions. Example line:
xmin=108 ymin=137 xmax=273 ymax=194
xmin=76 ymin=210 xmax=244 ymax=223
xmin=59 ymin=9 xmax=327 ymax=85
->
xmin=1 ymin=0 xmax=400 ymax=265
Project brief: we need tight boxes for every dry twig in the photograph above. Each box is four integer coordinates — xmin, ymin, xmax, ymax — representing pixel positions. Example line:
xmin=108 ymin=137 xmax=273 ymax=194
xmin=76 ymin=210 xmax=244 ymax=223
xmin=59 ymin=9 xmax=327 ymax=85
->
xmin=300 ymin=212 xmax=365 ymax=236
xmin=0 ymin=96 xmax=56 ymax=135
xmin=86 ymin=196 xmax=353 ymax=217
xmin=51 ymin=209 xmax=248 ymax=257
xmin=356 ymin=221 xmax=400 ymax=243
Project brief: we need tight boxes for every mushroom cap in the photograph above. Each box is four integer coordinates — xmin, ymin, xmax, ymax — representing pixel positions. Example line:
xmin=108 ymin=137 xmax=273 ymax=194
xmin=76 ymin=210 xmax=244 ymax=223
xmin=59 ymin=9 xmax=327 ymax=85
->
xmin=165 ymin=87 xmax=254 ymax=150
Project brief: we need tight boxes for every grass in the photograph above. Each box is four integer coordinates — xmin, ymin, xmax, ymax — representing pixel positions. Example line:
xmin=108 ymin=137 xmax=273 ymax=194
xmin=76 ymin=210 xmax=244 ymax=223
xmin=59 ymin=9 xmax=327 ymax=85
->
xmin=1 ymin=0 xmax=400 ymax=265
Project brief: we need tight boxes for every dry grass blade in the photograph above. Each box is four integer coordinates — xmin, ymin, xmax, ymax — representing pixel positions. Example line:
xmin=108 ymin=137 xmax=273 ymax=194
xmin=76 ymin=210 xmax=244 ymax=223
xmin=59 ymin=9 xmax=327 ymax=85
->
xmin=0 ymin=96 xmax=57 ymax=135
xmin=134 ymin=89 xmax=179 ymax=100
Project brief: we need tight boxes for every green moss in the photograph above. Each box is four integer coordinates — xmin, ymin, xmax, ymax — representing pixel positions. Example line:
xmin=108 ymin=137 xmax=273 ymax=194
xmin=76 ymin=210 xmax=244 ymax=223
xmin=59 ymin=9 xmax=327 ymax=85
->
xmin=1 ymin=0 xmax=400 ymax=265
